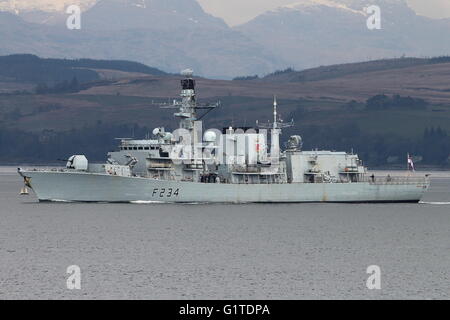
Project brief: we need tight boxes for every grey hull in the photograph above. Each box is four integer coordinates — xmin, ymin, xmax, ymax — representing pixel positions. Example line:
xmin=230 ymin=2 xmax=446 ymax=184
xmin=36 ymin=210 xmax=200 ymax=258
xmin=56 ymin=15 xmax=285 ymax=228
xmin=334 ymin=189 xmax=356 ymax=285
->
xmin=20 ymin=170 xmax=429 ymax=203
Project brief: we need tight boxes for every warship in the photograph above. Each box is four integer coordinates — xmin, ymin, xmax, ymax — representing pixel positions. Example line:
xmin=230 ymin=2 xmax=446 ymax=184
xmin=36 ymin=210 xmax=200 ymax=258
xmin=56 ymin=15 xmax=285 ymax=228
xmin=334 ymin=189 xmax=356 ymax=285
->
xmin=18 ymin=70 xmax=430 ymax=203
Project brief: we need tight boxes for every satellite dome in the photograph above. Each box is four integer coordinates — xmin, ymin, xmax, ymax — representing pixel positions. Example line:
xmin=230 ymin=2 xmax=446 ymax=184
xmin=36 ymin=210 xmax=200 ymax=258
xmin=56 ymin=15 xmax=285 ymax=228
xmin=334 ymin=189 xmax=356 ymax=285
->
xmin=203 ymin=131 xmax=217 ymax=143
xmin=152 ymin=128 xmax=161 ymax=136
xmin=287 ymin=135 xmax=303 ymax=150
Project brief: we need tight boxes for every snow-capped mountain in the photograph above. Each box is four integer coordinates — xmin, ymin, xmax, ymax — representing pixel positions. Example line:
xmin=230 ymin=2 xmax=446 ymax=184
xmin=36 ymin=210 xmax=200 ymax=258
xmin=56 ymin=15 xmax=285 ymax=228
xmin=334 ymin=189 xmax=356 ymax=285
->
xmin=280 ymin=0 xmax=364 ymax=14
xmin=0 ymin=0 xmax=97 ymax=25
xmin=0 ymin=0 xmax=96 ymax=13
xmin=1 ymin=0 xmax=449 ymax=77
xmin=81 ymin=0 xmax=227 ymax=31
xmin=0 ymin=0 xmax=225 ymax=28
xmin=0 ymin=0 xmax=284 ymax=78
xmin=236 ymin=0 xmax=450 ymax=70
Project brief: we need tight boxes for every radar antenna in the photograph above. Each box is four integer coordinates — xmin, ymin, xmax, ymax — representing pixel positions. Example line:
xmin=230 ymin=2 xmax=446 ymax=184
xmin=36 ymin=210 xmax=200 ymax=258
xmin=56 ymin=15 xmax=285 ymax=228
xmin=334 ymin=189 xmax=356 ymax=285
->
xmin=256 ymin=96 xmax=294 ymax=130
xmin=153 ymin=69 xmax=220 ymax=129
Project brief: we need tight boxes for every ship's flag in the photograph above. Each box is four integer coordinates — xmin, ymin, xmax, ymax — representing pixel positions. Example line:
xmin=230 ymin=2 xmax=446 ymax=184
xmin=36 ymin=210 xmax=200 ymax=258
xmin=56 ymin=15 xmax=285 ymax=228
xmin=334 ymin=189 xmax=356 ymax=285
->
xmin=408 ymin=153 xmax=415 ymax=171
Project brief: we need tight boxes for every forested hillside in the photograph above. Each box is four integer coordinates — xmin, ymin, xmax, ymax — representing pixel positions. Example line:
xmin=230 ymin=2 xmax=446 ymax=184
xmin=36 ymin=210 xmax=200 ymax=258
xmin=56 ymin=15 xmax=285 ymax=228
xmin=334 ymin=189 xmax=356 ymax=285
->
xmin=0 ymin=54 xmax=166 ymax=85
xmin=1 ymin=56 xmax=449 ymax=168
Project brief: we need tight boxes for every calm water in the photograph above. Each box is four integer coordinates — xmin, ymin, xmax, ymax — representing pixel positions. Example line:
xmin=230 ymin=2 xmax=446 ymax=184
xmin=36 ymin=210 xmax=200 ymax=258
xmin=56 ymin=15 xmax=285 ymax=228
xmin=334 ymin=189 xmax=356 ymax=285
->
xmin=0 ymin=168 xmax=449 ymax=299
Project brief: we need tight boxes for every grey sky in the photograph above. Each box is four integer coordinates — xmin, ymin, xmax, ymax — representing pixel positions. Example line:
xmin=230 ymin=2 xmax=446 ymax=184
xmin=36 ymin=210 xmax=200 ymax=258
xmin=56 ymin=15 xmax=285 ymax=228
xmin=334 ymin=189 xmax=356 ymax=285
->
xmin=197 ymin=0 xmax=450 ymax=26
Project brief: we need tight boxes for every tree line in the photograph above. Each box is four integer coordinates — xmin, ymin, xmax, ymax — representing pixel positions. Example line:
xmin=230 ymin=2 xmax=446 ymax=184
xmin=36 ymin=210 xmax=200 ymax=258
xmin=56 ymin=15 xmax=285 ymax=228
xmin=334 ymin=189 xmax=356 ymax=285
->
xmin=365 ymin=94 xmax=428 ymax=110
xmin=0 ymin=122 xmax=449 ymax=167
xmin=35 ymin=77 xmax=81 ymax=94
xmin=288 ymin=124 xmax=450 ymax=167
xmin=0 ymin=54 xmax=166 ymax=85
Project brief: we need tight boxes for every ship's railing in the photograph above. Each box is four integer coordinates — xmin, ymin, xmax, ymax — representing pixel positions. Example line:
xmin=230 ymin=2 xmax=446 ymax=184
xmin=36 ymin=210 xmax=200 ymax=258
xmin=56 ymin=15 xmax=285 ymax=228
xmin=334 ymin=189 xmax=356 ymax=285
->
xmin=26 ymin=167 xmax=65 ymax=172
xmin=364 ymin=176 xmax=429 ymax=186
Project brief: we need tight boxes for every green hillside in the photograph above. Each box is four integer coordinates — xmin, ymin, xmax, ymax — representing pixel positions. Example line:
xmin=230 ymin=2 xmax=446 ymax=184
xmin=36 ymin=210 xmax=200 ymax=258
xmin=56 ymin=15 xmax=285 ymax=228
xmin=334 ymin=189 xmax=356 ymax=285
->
xmin=0 ymin=54 xmax=167 ymax=85
xmin=0 ymin=56 xmax=449 ymax=167
xmin=263 ymin=56 xmax=450 ymax=83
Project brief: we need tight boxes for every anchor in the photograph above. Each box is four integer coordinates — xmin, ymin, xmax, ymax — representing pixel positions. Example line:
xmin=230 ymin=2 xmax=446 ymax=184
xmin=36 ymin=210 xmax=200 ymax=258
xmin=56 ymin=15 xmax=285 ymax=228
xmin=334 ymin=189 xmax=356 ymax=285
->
xmin=20 ymin=176 xmax=31 ymax=196
xmin=20 ymin=186 xmax=29 ymax=195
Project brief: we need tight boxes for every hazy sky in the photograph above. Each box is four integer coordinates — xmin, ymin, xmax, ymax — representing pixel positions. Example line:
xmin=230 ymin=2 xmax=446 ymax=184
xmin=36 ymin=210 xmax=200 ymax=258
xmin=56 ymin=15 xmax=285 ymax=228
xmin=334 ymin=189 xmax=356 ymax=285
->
xmin=197 ymin=0 xmax=450 ymax=26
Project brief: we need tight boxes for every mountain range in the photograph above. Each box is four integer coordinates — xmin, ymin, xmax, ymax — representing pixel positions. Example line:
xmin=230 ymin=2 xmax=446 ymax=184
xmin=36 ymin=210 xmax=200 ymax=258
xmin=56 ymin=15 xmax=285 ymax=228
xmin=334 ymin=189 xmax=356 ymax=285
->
xmin=237 ymin=0 xmax=450 ymax=69
xmin=0 ymin=0 xmax=283 ymax=78
xmin=0 ymin=0 xmax=449 ymax=77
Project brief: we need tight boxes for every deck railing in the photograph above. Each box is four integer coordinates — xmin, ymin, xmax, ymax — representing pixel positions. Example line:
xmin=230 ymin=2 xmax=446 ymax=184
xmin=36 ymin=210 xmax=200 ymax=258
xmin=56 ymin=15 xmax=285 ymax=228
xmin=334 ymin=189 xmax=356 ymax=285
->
xmin=364 ymin=176 xmax=429 ymax=186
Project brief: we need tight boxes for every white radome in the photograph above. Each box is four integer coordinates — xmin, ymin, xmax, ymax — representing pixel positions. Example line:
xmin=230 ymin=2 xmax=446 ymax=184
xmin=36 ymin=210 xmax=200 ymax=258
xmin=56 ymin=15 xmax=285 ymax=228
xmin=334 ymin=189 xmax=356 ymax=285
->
xmin=152 ymin=128 xmax=161 ymax=136
xmin=203 ymin=131 xmax=217 ymax=143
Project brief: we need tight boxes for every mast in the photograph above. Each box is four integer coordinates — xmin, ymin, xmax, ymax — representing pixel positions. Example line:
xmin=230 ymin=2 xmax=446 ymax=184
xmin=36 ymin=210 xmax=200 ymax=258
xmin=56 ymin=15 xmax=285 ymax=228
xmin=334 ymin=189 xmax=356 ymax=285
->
xmin=272 ymin=96 xmax=280 ymax=160
xmin=160 ymin=69 xmax=219 ymax=131
xmin=257 ymin=96 xmax=294 ymax=163
xmin=156 ymin=69 xmax=219 ymax=167
xmin=273 ymin=95 xmax=277 ymax=129
xmin=175 ymin=69 xmax=197 ymax=130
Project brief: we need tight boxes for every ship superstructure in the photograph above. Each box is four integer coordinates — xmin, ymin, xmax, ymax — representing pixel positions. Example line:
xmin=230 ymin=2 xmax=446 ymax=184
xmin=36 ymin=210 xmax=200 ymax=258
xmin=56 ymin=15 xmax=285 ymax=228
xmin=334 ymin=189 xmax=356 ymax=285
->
xmin=18 ymin=70 xmax=430 ymax=203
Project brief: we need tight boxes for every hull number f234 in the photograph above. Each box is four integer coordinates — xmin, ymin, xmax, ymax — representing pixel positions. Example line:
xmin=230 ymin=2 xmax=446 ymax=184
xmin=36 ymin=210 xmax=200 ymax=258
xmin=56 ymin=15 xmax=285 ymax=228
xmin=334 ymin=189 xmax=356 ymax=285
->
xmin=152 ymin=188 xmax=180 ymax=198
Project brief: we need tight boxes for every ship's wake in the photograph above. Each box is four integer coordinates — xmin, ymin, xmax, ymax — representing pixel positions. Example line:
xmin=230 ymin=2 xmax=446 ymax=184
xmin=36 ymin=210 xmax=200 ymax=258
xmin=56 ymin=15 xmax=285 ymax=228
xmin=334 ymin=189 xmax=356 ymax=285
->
xmin=130 ymin=201 xmax=206 ymax=205
xmin=130 ymin=200 xmax=166 ymax=204
xmin=419 ymin=201 xmax=450 ymax=205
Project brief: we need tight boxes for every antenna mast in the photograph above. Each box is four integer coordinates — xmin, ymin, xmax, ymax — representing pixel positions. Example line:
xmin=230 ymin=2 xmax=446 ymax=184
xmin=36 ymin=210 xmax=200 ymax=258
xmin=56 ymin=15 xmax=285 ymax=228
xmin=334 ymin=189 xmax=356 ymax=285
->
xmin=258 ymin=96 xmax=294 ymax=130
xmin=157 ymin=69 xmax=219 ymax=130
